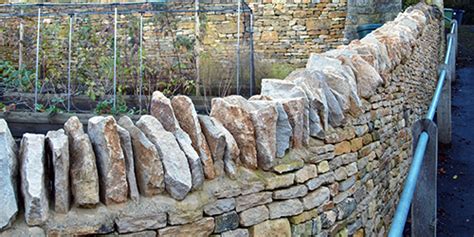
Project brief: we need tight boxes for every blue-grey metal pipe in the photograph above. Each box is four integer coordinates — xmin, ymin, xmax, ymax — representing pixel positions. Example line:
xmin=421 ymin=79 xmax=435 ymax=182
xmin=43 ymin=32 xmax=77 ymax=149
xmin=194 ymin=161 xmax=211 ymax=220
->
xmin=388 ymin=19 xmax=457 ymax=237
xmin=426 ymin=69 xmax=447 ymax=120
xmin=388 ymin=131 xmax=429 ymax=237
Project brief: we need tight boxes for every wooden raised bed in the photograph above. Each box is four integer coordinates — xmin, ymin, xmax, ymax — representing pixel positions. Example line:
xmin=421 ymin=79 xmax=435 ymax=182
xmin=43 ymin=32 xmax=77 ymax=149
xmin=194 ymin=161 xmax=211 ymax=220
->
xmin=0 ymin=111 xmax=141 ymax=138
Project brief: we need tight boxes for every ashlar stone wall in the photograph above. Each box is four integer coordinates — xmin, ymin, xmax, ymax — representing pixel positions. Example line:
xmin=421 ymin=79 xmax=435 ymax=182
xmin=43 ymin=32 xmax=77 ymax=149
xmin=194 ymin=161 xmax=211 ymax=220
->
xmin=0 ymin=3 xmax=442 ymax=237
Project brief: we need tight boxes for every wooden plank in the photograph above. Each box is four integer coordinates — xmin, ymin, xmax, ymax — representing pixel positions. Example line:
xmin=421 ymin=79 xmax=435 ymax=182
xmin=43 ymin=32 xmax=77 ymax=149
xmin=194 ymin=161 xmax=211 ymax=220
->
xmin=0 ymin=111 xmax=141 ymax=137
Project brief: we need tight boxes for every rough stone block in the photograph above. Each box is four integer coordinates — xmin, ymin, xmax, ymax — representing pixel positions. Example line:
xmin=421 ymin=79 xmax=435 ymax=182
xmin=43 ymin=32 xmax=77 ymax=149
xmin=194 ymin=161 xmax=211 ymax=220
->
xmin=20 ymin=133 xmax=48 ymax=226
xmin=88 ymin=116 xmax=129 ymax=205
xmin=214 ymin=211 xmax=239 ymax=233
xmin=272 ymin=185 xmax=308 ymax=200
xmin=118 ymin=116 xmax=165 ymax=197
xmin=267 ymin=199 xmax=304 ymax=219
xmin=158 ymin=217 xmax=215 ymax=237
xmin=302 ymin=187 xmax=331 ymax=210
xmin=46 ymin=129 xmax=70 ymax=213
xmin=239 ymin=205 xmax=269 ymax=227
xmin=116 ymin=125 xmax=140 ymax=202
xmin=137 ymin=115 xmax=192 ymax=200
xmin=249 ymin=218 xmax=291 ymax=237
xmin=236 ymin=192 xmax=272 ymax=212
xmin=64 ymin=116 xmax=100 ymax=207
xmin=0 ymin=119 xmax=18 ymax=230
xmin=204 ymin=198 xmax=236 ymax=216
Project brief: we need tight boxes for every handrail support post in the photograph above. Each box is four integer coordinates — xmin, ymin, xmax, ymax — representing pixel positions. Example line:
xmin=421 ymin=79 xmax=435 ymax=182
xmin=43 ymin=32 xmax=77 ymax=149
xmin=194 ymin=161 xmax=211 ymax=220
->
xmin=437 ymin=63 xmax=452 ymax=144
xmin=411 ymin=119 xmax=438 ymax=237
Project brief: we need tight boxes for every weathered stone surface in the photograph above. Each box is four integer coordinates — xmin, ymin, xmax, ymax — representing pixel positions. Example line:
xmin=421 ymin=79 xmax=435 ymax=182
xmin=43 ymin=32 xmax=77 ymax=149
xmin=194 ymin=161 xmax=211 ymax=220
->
xmin=236 ymin=192 xmax=272 ymax=212
xmin=339 ymin=176 xmax=356 ymax=192
xmin=295 ymin=164 xmax=318 ymax=184
xmin=64 ymin=116 xmax=100 ymax=207
xmin=267 ymin=199 xmax=304 ymax=219
xmin=291 ymin=220 xmax=313 ymax=237
xmin=214 ymin=211 xmax=239 ymax=233
xmin=199 ymin=115 xmax=225 ymax=162
xmin=318 ymin=160 xmax=330 ymax=173
xmin=222 ymin=229 xmax=249 ymax=237
xmin=306 ymin=172 xmax=335 ymax=191
xmin=321 ymin=210 xmax=337 ymax=228
xmin=264 ymin=173 xmax=295 ymax=190
xmin=107 ymin=231 xmax=156 ymax=237
xmin=249 ymin=218 xmax=291 ymax=237
xmin=136 ymin=115 xmax=192 ymax=200
xmin=249 ymin=97 xmax=292 ymax=158
xmin=208 ymin=177 xmax=241 ymax=198
xmin=336 ymin=198 xmax=356 ymax=220
xmin=0 ymin=119 xmax=18 ymax=230
xmin=239 ymin=205 xmax=269 ymax=227
xmin=172 ymin=95 xmax=202 ymax=152
xmin=116 ymin=125 xmax=140 ymax=202
xmin=281 ymin=97 xmax=308 ymax=149
xmin=324 ymin=46 xmax=384 ymax=99
xmin=118 ymin=116 xmax=165 ymax=197
xmin=1 ymin=225 xmax=46 ymax=237
xmin=115 ymin=212 xmax=166 ymax=233
xmin=174 ymin=129 xmax=205 ymax=190
xmin=210 ymin=97 xmax=257 ymax=169
xmin=289 ymin=209 xmax=318 ymax=224
xmin=88 ymin=116 xmax=129 ymax=205
xmin=150 ymin=91 xmax=180 ymax=132
xmin=272 ymin=185 xmax=308 ymax=200
xmin=172 ymin=95 xmax=216 ymax=180
xmin=158 ymin=217 xmax=215 ymax=237
xmin=20 ymin=133 xmax=48 ymax=226
xmin=199 ymin=133 xmax=217 ymax=179
xmin=247 ymin=100 xmax=278 ymax=170
xmin=302 ymin=187 xmax=331 ymax=210
xmin=261 ymin=79 xmax=309 ymax=146
xmin=237 ymin=168 xmax=265 ymax=195
xmin=199 ymin=115 xmax=239 ymax=178
xmin=306 ymin=54 xmax=363 ymax=116
xmin=272 ymin=155 xmax=304 ymax=174
xmin=204 ymin=198 xmax=236 ymax=216
xmin=286 ymin=68 xmax=334 ymax=134
xmin=46 ymin=129 xmax=70 ymax=213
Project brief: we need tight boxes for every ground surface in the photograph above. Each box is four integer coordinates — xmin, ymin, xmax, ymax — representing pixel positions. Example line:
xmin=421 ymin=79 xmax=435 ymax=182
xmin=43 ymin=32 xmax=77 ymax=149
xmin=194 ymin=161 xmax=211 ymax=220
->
xmin=437 ymin=25 xmax=474 ymax=236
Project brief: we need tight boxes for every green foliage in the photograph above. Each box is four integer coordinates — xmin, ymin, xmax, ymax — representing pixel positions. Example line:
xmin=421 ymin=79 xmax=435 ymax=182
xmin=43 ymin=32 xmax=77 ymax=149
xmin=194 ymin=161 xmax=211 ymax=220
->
xmin=45 ymin=97 xmax=65 ymax=116
xmin=94 ymin=98 xmax=139 ymax=116
xmin=266 ymin=63 xmax=296 ymax=79
xmin=0 ymin=12 xmax=198 ymax=114
xmin=402 ymin=0 xmax=420 ymax=10
xmin=0 ymin=60 xmax=35 ymax=91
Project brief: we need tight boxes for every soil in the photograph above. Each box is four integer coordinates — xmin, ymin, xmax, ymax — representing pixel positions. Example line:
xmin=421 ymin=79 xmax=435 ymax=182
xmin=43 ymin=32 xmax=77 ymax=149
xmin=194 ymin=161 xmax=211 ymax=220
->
xmin=437 ymin=25 xmax=474 ymax=236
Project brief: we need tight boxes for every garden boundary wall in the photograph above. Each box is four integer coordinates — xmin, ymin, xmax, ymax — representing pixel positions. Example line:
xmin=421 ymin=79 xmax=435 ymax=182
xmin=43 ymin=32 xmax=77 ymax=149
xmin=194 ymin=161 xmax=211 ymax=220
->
xmin=0 ymin=3 xmax=442 ymax=237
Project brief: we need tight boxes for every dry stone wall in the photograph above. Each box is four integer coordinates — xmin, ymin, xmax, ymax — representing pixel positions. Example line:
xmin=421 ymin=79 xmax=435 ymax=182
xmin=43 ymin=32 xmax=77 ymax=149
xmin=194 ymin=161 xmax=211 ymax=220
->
xmin=0 ymin=3 xmax=442 ymax=236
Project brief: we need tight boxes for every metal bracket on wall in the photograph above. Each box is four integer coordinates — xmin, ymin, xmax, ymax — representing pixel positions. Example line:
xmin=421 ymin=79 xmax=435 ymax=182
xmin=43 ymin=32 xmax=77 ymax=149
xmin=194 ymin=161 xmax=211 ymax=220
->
xmin=411 ymin=118 xmax=438 ymax=237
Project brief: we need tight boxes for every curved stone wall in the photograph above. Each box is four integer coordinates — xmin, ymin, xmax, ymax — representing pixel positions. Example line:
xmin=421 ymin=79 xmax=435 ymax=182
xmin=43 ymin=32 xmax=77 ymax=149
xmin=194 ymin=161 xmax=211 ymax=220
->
xmin=0 ymin=3 xmax=442 ymax=236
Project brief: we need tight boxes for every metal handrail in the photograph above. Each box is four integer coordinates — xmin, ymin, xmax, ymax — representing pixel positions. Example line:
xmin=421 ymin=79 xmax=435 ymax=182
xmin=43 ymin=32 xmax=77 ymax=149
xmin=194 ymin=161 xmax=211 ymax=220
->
xmin=388 ymin=19 xmax=458 ymax=237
